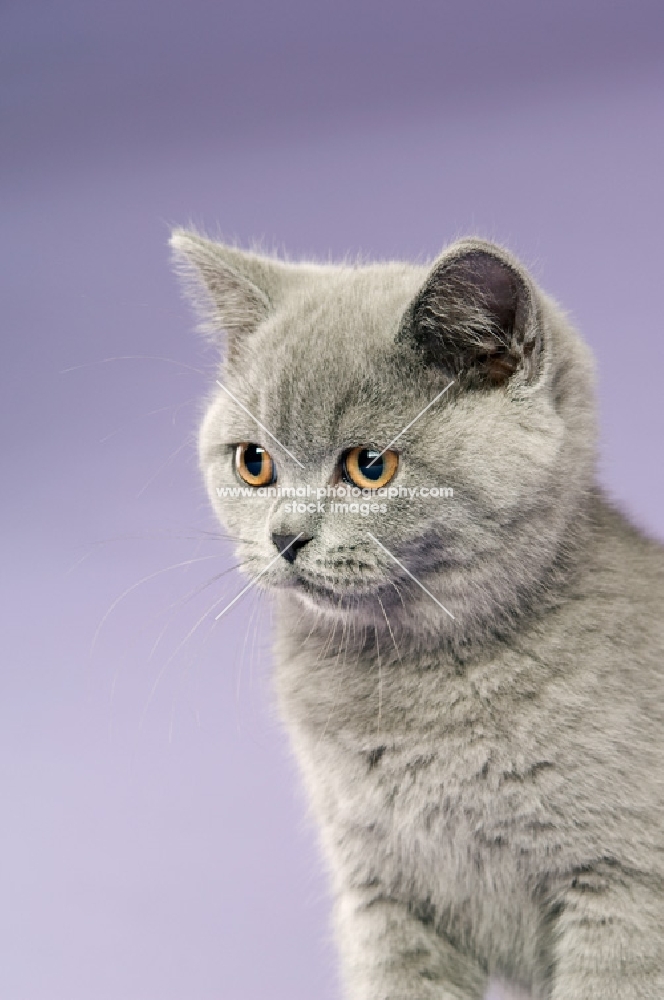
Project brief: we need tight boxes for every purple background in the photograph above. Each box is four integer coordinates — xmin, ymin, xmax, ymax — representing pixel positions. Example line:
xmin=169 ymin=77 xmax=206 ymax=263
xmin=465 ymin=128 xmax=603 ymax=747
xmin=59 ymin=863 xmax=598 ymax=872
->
xmin=2 ymin=2 xmax=663 ymax=997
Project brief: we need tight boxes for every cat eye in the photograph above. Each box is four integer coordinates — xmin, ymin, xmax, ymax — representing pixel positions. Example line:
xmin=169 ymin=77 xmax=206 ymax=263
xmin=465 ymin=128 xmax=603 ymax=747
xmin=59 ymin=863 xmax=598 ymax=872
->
xmin=235 ymin=443 xmax=276 ymax=487
xmin=342 ymin=446 xmax=398 ymax=490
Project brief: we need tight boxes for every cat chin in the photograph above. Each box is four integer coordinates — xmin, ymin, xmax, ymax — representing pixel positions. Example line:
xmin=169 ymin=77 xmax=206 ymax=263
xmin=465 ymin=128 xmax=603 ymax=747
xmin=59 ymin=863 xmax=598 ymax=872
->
xmin=290 ymin=587 xmax=342 ymax=617
xmin=279 ymin=578 xmax=427 ymax=633
xmin=279 ymin=577 xmax=377 ymax=620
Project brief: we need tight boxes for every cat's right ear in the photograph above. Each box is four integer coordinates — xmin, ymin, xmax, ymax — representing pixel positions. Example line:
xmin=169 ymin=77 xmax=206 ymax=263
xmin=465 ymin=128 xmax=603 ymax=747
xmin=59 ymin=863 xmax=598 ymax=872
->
xmin=397 ymin=239 xmax=542 ymax=390
xmin=170 ymin=229 xmax=278 ymax=360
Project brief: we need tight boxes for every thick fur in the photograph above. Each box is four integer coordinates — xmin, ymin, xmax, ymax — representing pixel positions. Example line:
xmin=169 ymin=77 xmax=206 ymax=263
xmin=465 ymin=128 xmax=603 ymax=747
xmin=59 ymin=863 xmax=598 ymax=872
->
xmin=171 ymin=229 xmax=664 ymax=1000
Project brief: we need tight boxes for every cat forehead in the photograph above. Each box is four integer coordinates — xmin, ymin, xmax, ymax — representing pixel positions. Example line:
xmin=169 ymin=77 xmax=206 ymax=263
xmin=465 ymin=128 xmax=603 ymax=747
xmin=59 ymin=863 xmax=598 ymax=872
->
xmin=274 ymin=263 xmax=425 ymax=346
xmin=219 ymin=263 xmax=444 ymax=429
xmin=217 ymin=267 xmax=433 ymax=448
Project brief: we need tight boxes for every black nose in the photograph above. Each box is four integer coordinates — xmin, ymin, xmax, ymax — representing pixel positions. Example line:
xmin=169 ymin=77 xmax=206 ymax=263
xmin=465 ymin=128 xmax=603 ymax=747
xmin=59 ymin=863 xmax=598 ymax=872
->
xmin=271 ymin=532 xmax=312 ymax=563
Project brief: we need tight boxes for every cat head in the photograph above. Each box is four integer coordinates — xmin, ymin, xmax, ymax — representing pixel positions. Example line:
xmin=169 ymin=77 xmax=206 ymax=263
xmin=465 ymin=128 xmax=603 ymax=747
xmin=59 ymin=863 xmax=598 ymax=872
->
xmin=171 ymin=229 xmax=596 ymax=650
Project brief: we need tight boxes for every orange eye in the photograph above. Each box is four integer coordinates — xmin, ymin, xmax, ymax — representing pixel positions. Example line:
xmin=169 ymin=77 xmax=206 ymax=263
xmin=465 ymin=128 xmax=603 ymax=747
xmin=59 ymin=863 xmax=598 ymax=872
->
xmin=343 ymin=446 xmax=398 ymax=490
xmin=235 ymin=443 xmax=276 ymax=487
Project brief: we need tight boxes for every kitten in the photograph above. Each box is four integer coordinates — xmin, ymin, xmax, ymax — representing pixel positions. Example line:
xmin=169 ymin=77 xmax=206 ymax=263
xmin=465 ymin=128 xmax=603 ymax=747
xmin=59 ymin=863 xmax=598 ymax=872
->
xmin=171 ymin=229 xmax=664 ymax=1000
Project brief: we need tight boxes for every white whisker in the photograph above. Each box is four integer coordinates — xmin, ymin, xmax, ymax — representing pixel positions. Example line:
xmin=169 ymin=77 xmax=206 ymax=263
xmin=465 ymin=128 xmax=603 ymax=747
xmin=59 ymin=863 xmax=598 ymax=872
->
xmin=377 ymin=594 xmax=401 ymax=662
xmin=138 ymin=581 xmax=240 ymax=732
xmin=60 ymin=354 xmax=208 ymax=377
xmin=91 ymin=554 xmax=224 ymax=656
xmin=136 ymin=437 xmax=192 ymax=499
xmin=374 ymin=616 xmax=383 ymax=738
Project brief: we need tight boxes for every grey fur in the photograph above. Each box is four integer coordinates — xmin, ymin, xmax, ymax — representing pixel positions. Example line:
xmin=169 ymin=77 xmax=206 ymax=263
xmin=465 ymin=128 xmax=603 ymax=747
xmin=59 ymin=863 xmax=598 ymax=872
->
xmin=171 ymin=228 xmax=664 ymax=999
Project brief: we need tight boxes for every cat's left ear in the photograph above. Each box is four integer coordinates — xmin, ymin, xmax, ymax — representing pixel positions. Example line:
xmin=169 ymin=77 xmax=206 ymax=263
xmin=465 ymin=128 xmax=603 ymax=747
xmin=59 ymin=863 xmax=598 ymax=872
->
xmin=170 ymin=228 xmax=292 ymax=360
xmin=397 ymin=239 xmax=542 ymax=388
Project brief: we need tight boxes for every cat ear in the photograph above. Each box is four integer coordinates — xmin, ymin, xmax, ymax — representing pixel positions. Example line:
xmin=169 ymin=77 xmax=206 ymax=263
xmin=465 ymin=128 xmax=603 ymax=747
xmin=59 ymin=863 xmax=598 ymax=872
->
xmin=397 ymin=240 xmax=541 ymax=387
xmin=170 ymin=228 xmax=284 ymax=358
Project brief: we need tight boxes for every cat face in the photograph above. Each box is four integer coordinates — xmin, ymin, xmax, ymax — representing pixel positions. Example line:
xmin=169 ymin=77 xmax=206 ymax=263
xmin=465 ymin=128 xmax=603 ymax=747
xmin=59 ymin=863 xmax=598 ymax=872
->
xmin=173 ymin=232 xmax=596 ymax=640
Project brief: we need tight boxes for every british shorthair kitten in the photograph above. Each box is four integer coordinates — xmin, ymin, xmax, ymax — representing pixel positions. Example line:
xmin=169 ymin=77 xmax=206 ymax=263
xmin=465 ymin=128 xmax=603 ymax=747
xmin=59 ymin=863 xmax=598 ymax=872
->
xmin=172 ymin=229 xmax=664 ymax=1000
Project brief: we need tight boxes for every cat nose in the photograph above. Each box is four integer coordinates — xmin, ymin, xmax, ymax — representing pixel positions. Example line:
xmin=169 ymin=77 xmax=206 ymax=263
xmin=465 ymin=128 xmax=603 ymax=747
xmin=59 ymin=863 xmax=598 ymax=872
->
xmin=271 ymin=532 xmax=312 ymax=563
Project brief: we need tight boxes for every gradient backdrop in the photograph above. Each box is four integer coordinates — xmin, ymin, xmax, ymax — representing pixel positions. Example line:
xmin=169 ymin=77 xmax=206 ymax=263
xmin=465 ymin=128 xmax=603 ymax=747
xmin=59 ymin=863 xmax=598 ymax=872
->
xmin=2 ymin=2 xmax=664 ymax=998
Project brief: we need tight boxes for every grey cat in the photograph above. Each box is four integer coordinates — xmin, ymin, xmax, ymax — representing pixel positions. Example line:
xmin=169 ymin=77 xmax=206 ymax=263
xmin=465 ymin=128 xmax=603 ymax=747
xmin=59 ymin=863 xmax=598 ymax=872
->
xmin=171 ymin=229 xmax=664 ymax=1000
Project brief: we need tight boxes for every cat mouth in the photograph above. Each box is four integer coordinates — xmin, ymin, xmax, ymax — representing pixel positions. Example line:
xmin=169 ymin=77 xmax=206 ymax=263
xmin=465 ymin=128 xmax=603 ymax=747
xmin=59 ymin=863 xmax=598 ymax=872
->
xmin=286 ymin=569 xmax=388 ymax=609
xmin=294 ymin=574 xmax=360 ymax=600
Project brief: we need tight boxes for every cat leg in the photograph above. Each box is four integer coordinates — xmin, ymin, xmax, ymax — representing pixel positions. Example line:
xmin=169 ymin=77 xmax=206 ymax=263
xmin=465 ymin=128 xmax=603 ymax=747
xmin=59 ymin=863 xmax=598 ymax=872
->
xmin=550 ymin=873 xmax=664 ymax=1000
xmin=335 ymin=889 xmax=488 ymax=1000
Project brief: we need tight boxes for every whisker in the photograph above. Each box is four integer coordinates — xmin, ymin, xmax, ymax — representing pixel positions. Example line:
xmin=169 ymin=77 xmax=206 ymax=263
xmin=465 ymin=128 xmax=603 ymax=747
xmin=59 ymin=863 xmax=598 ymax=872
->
xmin=248 ymin=587 xmax=265 ymax=693
xmin=142 ymin=566 xmax=241 ymax=668
xmin=108 ymin=665 xmax=122 ymax=743
xmin=377 ymin=594 xmax=401 ymax=662
xmin=316 ymin=609 xmax=341 ymax=664
xmin=90 ymin=554 xmax=225 ymax=656
xmin=147 ymin=620 xmax=172 ymax=663
xmin=136 ymin=437 xmax=193 ymax=499
xmin=303 ymin=608 xmax=323 ymax=645
xmin=168 ymin=691 xmax=177 ymax=744
xmin=138 ymin=582 xmax=240 ymax=732
xmin=165 ymin=573 xmax=254 ymax=739
xmin=236 ymin=587 xmax=262 ymax=708
xmin=63 ymin=548 xmax=96 ymax=578
xmin=148 ymin=563 xmax=243 ymax=634
xmin=389 ymin=579 xmax=408 ymax=614
xmin=374 ymin=614 xmax=383 ymax=738
xmin=99 ymin=398 xmax=199 ymax=444
xmin=60 ymin=355 xmax=208 ymax=377
xmin=66 ymin=531 xmax=234 ymax=554
xmin=316 ymin=598 xmax=349 ymax=748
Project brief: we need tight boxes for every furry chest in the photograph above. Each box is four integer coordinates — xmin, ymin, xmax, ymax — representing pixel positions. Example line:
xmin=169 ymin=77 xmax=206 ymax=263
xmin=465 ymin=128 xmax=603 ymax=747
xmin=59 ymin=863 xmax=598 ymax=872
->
xmin=310 ymin=736 xmax=553 ymax=974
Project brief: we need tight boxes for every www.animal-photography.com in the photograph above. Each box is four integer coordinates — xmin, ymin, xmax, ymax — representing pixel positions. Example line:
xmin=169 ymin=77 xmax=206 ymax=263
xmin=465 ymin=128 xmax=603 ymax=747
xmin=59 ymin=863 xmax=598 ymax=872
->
xmin=2 ymin=2 xmax=664 ymax=998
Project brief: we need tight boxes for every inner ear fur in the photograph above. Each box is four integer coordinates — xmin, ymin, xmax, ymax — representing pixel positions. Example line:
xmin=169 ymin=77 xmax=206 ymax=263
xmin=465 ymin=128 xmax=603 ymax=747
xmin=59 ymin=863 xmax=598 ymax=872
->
xmin=397 ymin=241 xmax=541 ymax=388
